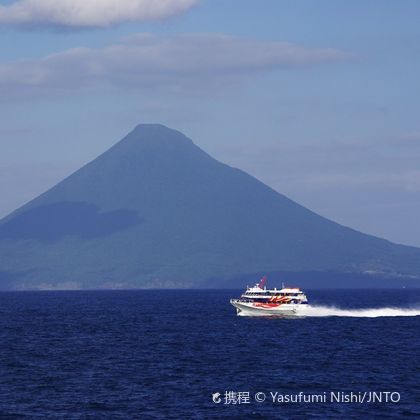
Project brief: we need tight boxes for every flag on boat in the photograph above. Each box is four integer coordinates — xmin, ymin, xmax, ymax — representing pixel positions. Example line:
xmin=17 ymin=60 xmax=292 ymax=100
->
xmin=258 ymin=275 xmax=267 ymax=289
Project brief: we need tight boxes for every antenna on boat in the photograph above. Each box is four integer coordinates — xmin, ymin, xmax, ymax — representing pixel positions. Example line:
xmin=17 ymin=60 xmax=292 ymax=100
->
xmin=282 ymin=281 xmax=285 ymax=289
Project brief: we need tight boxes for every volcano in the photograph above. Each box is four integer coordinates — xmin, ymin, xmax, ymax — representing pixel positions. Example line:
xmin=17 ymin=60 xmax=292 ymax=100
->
xmin=0 ymin=124 xmax=419 ymax=289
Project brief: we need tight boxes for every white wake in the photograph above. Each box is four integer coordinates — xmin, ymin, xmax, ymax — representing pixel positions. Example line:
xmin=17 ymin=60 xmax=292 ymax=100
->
xmin=303 ymin=305 xmax=420 ymax=318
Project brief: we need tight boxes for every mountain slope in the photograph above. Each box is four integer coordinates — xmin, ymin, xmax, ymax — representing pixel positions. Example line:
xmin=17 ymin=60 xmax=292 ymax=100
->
xmin=0 ymin=124 xmax=419 ymax=289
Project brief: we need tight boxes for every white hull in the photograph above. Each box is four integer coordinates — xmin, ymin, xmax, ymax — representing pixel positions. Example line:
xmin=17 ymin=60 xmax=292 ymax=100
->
xmin=231 ymin=300 xmax=310 ymax=317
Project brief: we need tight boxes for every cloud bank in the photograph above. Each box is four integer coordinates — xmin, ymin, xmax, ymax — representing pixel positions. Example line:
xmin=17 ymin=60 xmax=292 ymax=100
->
xmin=0 ymin=33 xmax=350 ymax=98
xmin=0 ymin=0 xmax=198 ymax=28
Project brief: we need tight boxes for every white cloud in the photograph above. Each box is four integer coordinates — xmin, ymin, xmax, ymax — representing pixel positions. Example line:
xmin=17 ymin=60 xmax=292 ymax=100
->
xmin=301 ymin=171 xmax=420 ymax=192
xmin=399 ymin=132 xmax=420 ymax=144
xmin=0 ymin=0 xmax=198 ymax=28
xmin=0 ymin=33 xmax=350 ymax=98
xmin=218 ymin=131 xmax=420 ymax=194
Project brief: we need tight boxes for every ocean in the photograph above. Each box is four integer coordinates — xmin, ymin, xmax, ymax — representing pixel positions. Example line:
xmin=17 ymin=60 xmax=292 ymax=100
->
xmin=0 ymin=289 xmax=419 ymax=418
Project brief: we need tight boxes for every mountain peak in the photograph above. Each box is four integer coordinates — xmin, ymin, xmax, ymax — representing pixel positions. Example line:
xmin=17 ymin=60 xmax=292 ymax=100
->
xmin=133 ymin=123 xmax=175 ymax=132
xmin=123 ymin=123 xmax=194 ymax=147
xmin=102 ymin=123 xmax=200 ymax=164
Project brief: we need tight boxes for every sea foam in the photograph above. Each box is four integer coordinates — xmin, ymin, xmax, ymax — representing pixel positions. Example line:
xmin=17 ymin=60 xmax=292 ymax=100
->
xmin=303 ymin=305 xmax=420 ymax=318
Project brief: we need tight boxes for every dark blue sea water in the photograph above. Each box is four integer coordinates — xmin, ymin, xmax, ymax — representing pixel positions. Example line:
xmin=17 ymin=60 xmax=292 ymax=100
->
xmin=0 ymin=289 xmax=419 ymax=419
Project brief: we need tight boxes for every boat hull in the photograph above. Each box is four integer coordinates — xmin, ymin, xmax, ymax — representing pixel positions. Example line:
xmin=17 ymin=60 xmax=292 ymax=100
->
xmin=230 ymin=299 xmax=309 ymax=317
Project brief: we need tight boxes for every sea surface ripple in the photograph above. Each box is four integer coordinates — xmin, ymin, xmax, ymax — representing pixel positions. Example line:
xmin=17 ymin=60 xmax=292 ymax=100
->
xmin=0 ymin=289 xmax=419 ymax=418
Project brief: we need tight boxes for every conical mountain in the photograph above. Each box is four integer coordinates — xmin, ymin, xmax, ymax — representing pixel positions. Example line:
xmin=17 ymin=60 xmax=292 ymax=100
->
xmin=0 ymin=124 xmax=419 ymax=289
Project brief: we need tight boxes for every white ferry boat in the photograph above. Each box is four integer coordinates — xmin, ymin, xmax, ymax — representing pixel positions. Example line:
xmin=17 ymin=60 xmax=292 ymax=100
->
xmin=230 ymin=276 xmax=309 ymax=316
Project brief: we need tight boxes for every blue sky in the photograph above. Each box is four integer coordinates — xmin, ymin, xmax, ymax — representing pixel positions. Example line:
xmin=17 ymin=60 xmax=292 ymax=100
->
xmin=0 ymin=0 xmax=419 ymax=246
